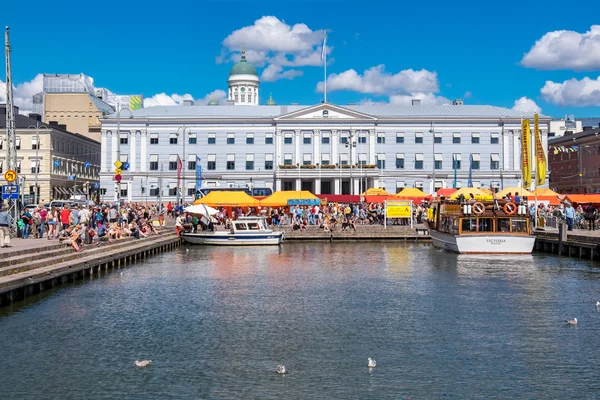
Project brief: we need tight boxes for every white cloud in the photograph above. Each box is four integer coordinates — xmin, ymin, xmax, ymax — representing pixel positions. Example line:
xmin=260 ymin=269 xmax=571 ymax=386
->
xmin=540 ymin=76 xmax=600 ymax=107
xmin=512 ymin=96 xmax=542 ymax=113
xmin=144 ymin=90 xmax=228 ymax=107
xmin=201 ymin=90 xmax=227 ymax=105
xmin=220 ymin=16 xmax=327 ymax=81
xmin=0 ymin=73 xmax=44 ymax=115
xmin=389 ymin=93 xmax=450 ymax=105
xmin=521 ymin=25 xmax=600 ymax=70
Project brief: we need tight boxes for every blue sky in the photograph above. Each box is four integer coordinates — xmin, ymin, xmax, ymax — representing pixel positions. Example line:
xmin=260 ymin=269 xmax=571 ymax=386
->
xmin=2 ymin=0 xmax=600 ymax=117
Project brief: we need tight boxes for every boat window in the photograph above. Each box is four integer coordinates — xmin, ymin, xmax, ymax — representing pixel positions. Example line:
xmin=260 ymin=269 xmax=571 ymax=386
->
xmin=511 ymin=219 xmax=528 ymax=233
xmin=478 ymin=218 xmax=494 ymax=232
xmin=497 ymin=218 xmax=511 ymax=232
xmin=235 ymin=223 xmax=248 ymax=230
xmin=461 ymin=218 xmax=478 ymax=232
xmin=247 ymin=222 xmax=260 ymax=230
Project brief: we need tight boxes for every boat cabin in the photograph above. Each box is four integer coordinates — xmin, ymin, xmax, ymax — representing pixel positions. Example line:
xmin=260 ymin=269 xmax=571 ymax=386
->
xmin=230 ymin=217 xmax=270 ymax=234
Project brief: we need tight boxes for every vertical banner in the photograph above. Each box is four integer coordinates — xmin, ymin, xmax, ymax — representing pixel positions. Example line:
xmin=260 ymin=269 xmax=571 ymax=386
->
xmin=534 ymin=113 xmax=546 ymax=186
xmin=195 ymin=156 xmax=202 ymax=199
xmin=521 ymin=119 xmax=532 ymax=189
xmin=467 ymin=154 xmax=473 ymax=188
xmin=177 ymin=155 xmax=182 ymax=196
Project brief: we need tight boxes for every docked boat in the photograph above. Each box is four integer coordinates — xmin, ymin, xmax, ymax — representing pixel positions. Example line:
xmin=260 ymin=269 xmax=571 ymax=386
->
xmin=426 ymin=198 xmax=535 ymax=254
xmin=181 ymin=216 xmax=284 ymax=246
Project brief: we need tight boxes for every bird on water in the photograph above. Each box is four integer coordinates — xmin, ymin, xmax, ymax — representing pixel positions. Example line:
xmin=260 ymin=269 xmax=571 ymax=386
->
xmin=368 ymin=358 xmax=377 ymax=368
xmin=276 ymin=365 xmax=287 ymax=374
xmin=134 ymin=360 xmax=152 ymax=367
xmin=566 ymin=318 xmax=578 ymax=325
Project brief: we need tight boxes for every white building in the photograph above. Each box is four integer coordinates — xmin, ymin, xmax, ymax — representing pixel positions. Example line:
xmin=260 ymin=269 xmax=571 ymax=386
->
xmin=549 ymin=115 xmax=581 ymax=138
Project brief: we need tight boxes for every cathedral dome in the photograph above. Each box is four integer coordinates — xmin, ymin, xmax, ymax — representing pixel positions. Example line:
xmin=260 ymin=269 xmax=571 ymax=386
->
xmin=229 ymin=49 xmax=258 ymax=77
xmin=265 ymin=93 xmax=276 ymax=105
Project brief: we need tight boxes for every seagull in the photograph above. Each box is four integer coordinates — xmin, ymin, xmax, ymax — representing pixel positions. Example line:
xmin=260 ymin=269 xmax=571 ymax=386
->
xmin=276 ymin=364 xmax=287 ymax=374
xmin=566 ymin=318 xmax=578 ymax=325
xmin=368 ymin=357 xmax=377 ymax=368
xmin=134 ymin=360 xmax=152 ymax=367
xmin=596 ymin=301 xmax=600 ymax=307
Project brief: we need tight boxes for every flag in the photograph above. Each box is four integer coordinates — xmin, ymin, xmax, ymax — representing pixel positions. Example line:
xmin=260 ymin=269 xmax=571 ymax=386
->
xmin=195 ymin=156 xmax=202 ymax=199
xmin=468 ymin=154 xmax=473 ymax=188
xmin=521 ymin=119 xmax=532 ymax=189
xmin=534 ymin=113 xmax=546 ymax=186
xmin=321 ymin=32 xmax=327 ymax=62
xmin=177 ymin=155 xmax=183 ymax=195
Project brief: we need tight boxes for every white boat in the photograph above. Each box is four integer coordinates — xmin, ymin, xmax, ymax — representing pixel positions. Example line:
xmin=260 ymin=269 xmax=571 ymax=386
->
xmin=426 ymin=198 xmax=535 ymax=254
xmin=181 ymin=216 xmax=284 ymax=246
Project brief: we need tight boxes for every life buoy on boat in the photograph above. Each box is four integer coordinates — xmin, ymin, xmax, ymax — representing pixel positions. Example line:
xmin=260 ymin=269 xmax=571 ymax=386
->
xmin=503 ymin=202 xmax=517 ymax=215
xmin=472 ymin=202 xmax=485 ymax=215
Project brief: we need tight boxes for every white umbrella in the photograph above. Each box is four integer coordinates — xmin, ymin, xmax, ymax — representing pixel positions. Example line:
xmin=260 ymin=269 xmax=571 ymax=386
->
xmin=184 ymin=204 xmax=218 ymax=216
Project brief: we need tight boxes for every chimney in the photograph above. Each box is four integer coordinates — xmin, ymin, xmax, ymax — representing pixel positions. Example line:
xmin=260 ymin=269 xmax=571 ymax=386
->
xmin=29 ymin=113 xmax=42 ymax=121
xmin=58 ymin=124 xmax=67 ymax=131
xmin=48 ymin=121 xmax=59 ymax=127
xmin=182 ymin=99 xmax=194 ymax=106
xmin=411 ymin=99 xmax=421 ymax=106
xmin=583 ymin=126 xmax=593 ymax=131
xmin=452 ymin=99 xmax=464 ymax=105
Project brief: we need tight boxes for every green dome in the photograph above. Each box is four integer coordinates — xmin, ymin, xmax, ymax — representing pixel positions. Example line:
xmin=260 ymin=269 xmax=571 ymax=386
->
xmin=207 ymin=95 xmax=219 ymax=106
xmin=229 ymin=49 xmax=258 ymax=77
xmin=265 ymin=93 xmax=276 ymax=106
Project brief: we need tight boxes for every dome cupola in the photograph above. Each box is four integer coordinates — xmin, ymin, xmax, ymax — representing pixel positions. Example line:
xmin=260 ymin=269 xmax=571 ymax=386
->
xmin=227 ymin=47 xmax=260 ymax=106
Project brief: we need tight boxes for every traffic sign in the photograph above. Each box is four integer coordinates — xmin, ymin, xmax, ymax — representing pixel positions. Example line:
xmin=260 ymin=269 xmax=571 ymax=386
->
xmin=114 ymin=174 xmax=122 ymax=182
xmin=115 ymin=168 xmax=122 ymax=175
xmin=4 ymin=170 xmax=17 ymax=183
xmin=84 ymin=162 xmax=91 ymax=168
xmin=114 ymin=160 xmax=123 ymax=169
xmin=93 ymin=182 xmax=100 ymax=189
xmin=2 ymin=185 xmax=19 ymax=200
xmin=67 ymin=175 xmax=77 ymax=181
xmin=53 ymin=160 xmax=60 ymax=168
xmin=122 ymin=162 xmax=130 ymax=170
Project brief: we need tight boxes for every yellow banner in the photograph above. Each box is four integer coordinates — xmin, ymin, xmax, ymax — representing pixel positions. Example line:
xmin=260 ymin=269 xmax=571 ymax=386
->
xmin=521 ymin=119 xmax=532 ymax=189
xmin=386 ymin=201 xmax=412 ymax=218
xmin=534 ymin=113 xmax=546 ymax=186
xmin=129 ymin=95 xmax=142 ymax=111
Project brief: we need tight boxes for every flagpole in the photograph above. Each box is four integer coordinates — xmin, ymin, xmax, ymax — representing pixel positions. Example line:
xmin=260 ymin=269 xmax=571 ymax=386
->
xmin=322 ymin=31 xmax=327 ymax=103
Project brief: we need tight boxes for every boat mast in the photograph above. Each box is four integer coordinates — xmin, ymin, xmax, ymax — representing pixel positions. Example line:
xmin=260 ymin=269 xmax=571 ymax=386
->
xmin=5 ymin=26 xmax=18 ymax=227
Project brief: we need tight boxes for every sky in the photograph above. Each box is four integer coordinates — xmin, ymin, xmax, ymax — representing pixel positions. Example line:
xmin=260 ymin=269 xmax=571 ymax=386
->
xmin=2 ymin=0 xmax=600 ymax=118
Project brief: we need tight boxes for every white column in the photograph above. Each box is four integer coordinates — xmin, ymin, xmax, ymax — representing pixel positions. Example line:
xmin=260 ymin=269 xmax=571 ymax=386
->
xmin=502 ymin=127 xmax=509 ymax=172
xmin=513 ymin=130 xmax=520 ymax=171
xmin=315 ymin=177 xmax=321 ymax=194
xmin=369 ymin=129 xmax=376 ymax=164
xmin=127 ymin=181 xmax=133 ymax=202
xmin=101 ymin=131 xmax=108 ymax=172
xmin=296 ymin=178 xmax=301 ymax=191
xmin=313 ymin=130 xmax=320 ymax=166
xmin=334 ymin=178 xmax=341 ymax=194
xmin=111 ymin=132 xmax=118 ymax=172
xmin=275 ymin=130 xmax=282 ymax=167
xmin=353 ymin=179 xmax=360 ymax=195
xmin=332 ymin=130 xmax=339 ymax=166
xmin=140 ymin=130 xmax=147 ymax=172
xmin=130 ymin=132 xmax=137 ymax=172
xmin=276 ymin=179 xmax=282 ymax=191
xmin=294 ymin=130 xmax=301 ymax=166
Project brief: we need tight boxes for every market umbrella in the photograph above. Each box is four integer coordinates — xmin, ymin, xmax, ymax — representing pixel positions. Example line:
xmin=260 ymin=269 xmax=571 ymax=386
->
xmin=532 ymin=188 xmax=560 ymax=196
xmin=495 ymin=187 xmax=533 ymax=198
xmin=193 ymin=191 xmax=260 ymax=207
xmin=259 ymin=190 xmax=319 ymax=207
xmin=449 ymin=187 xmax=493 ymax=200
xmin=395 ymin=188 xmax=429 ymax=198
xmin=184 ymin=204 xmax=218 ymax=216
xmin=361 ymin=188 xmax=391 ymax=196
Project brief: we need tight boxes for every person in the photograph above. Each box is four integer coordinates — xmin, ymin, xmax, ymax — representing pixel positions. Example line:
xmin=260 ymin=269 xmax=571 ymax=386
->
xmin=585 ymin=203 xmax=596 ymax=231
xmin=564 ymin=202 xmax=576 ymax=231
xmin=21 ymin=209 xmax=32 ymax=239
xmin=0 ymin=204 xmax=12 ymax=247
xmin=514 ymin=193 xmax=521 ymax=204
xmin=47 ymin=206 xmax=58 ymax=239
xmin=38 ymin=205 xmax=48 ymax=238
xmin=175 ymin=212 xmax=184 ymax=236
xmin=60 ymin=205 xmax=71 ymax=231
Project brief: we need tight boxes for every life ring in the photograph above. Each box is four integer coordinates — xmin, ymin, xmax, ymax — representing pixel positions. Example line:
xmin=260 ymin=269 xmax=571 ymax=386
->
xmin=503 ymin=202 xmax=517 ymax=215
xmin=472 ymin=202 xmax=485 ymax=215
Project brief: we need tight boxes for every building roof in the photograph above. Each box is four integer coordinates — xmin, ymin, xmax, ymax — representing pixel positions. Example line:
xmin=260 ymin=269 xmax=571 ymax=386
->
xmin=229 ymin=49 xmax=258 ymax=77
xmin=88 ymin=94 xmax=115 ymax=114
xmin=549 ymin=126 xmax=600 ymax=145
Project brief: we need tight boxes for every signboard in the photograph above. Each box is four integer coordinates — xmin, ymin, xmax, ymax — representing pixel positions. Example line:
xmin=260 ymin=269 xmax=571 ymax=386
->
xmin=67 ymin=175 xmax=77 ymax=181
xmin=114 ymin=160 xmax=123 ymax=169
xmin=84 ymin=162 xmax=91 ymax=168
xmin=385 ymin=200 xmax=413 ymax=218
xmin=287 ymin=198 xmax=320 ymax=206
xmin=4 ymin=170 xmax=17 ymax=183
xmin=93 ymin=182 xmax=100 ymax=189
xmin=114 ymin=174 xmax=122 ymax=182
xmin=1 ymin=185 xmax=19 ymax=200
xmin=122 ymin=162 xmax=130 ymax=170
xmin=114 ymin=168 xmax=122 ymax=175
xmin=53 ymin=160 xmax=60 ymax=168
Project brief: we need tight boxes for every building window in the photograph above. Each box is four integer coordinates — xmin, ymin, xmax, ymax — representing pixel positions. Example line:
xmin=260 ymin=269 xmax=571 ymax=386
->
xmin=452 ymin=154 xmax=461 ymax=169
xmin=30 ymin=160 xmax=40 ymax=174
xmin=15 ymin=137 xmax=21 ymax=150
xmin=322 ymin=134 xmax=330 ymax=144
xmin=358 ymin=135 xmax=367 ymax=144
xmin=471 ymin=154 xmax=480 ymax=170
xmin=246 ymin=133 xmax=254 ymax=144
xmin=187 ymin=187 xmax=196 ymax=196
xmin=226 ymin=154 xmax=235 ymax=170
xmin=31 ymin=137 xmax=40 ymax=150
xmin=434 ymin=132 xmax=442 ymax=144
xmin=169 ymin=133 xmax=178 ymax=145
xmin=168 ymin=155 xmax=178 ymax=170
xmin=321 ymin=153 xmax=330 ymax=166
xmin=396 ymin=133 xmax=404 ymax=143
xmin=120 ymin=134 xmax=128 ymax=145
xmin=396 ymin=154 xmax=405 ymax=169
xmin=188 ymin=134 xmax=197 ymax=144
xmin=227 ymin=133 xmax=235 ymax=144
xmin=284 ymin=154 xmax=293 ymax=165
xmin=303 ymin=154 xmax=312 ymax=166
xmin=415 ymin=133 xmax=423 ymax=144
xmin=168 ymin=187 xmax=177 ymax=196
xmin=471 ymin=133 xmax=480 ymax=144
xmin=150 ymin=134 xmax=159 ymax=144
xmin=120 ymin=185 xmax=128 ymax=197
xmin=358 ymin=153 xmax=367 ymax=166
xmin=284 ymin=134 xmax=292 ymax=144
xmin=246 ymin=154 xmax=254 ymax=170
xmin=188 ymin=159 xmax=196 ymax=170
xmin=149 ymin=187 xmax=159 ymax=196
xmin=241 ymin=94 xmax=245 ymax=103
xmin=208 ymin=133 xmax=216 ymax=144
xmin=434 ymin=154 xmax=443 ymax=169
xmin=16 ymin=161 xmax=21 ymax=174
xmin=415 ymin=154 xmax=424 ymax=169
xmin=491 ymin=133 xmax=500 ymax=144
xmin=303 ymin=134 xmax=311 ymax=145
xmin=234 ymin=94 xmax=238 ymax=102
xmin=0 ymin=137 xmax=3 ymax=150
xmin=377 ymin=133 xmax=385 ymax=144
xmin=207 ymin=155 xmax=216 ymax=170
xmin=88 ymin=116 xmax=93 ymax=124
xmin=265 ymin=154 xmax=274 ymax=170
xmin=376 ymin=153 xmax=386 ymax=169
xmin=491 ymin=154 xmax=500 ymax=170
xmin=149 ymin=155 xmax=159 ymax=171
xmin=452 ymin=133 xmax=461 ymax=144
xmin=340 ymin=134 xmax=349 ymax=144
xmin=265 ymin=133 xmax=273 ymax=144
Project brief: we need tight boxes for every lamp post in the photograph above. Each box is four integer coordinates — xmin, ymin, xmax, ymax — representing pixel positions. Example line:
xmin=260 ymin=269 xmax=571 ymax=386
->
xmin=177 ymin=126 xmax=191 ymax=204
xmin=430 ymin=122 xmax=436 ymax=194
xmin=345 ymin=139 xmax=356 ymax=195
xmin=27 ymin=122 xmax=49 ymax=205
xmin=297 ymin=162 xmax=301 ymax=191
xmin=115 ymin=103 xmax=133 ymax=210
xmin=316 ymin=163 xmax=320 ymax=194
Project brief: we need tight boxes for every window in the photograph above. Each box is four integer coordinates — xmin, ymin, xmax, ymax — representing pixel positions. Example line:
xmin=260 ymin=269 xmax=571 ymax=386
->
xmin=396 ymin=132 xmax=405 ymax=143
xmin=452 ymin=154 xmax=461 ymax=169
xmin=150 ymin=187 xmax=159 ymax=196
xmin=88 ymin=116 xmax=93 ymax=124
xmin=491 ymin=153 xmax=500 ymax=170
xmin=16 ymin=160 xmax=21 ymax=173
xmin=0 ymin=160 xmax=2 ymax=173
xmin=149 ymin=154 xmax=159 ymax=170
xmin=321 ymin=153 xmax=330 ymax=166
xmin=415 ymin=153 xmax=424 ymax=169
xmin=207 ymin=154 xmax=216 ymax=170
xmin=491 ymin=132 xmax=500 ymax=144
xmin=246 ymin=133 xmax=254 ymax=144
xmin=434 ymin=153 xmax=443 ymax=169
xmin=396 ymin=153 xmax=405 ymax=169
xmin=31 ymin=137 xmax=39 ymax=150
xmin=452 ymin=132 xmax=461 ymax=144
xmin=226 ymin=154 xmax=235 ymax=170
xmin=169 ymin=133 xmax=178 ymax=145
xmin=168 ymin=154 xmax=178 ymax=170
xmin=471 ymin=132 xmax=480 ymax=144
xmin=396 ymin=181 xmax=406 ymax=192
xmin=358 ymin=153 xmax=367 ymax=166
xmin=150 ymin=133 xmax=159 ymax=144
xmin=340 ymin=132 xmax=349 ymax=144
xmin=303 ymin=153 xmax=312 ymax=165
xmin=120 ymin=183 xmax=128 ymax=197
xmin=322 ymin=132 xmax=330 ymax=144
xmin=265 ymin=133 xmax=273 ymax=144
xmin=188 ymin=154 xmax=196 ymax=170
xmin=188 ymin=133 xmax=197 ymax=144
xmin=376 ymin=153 xmax=386 ymax=169
xmin=120 ymin=133 xmax=128 ymax=145
xmin=265 ymin=153 xmax=273 ymax=170
xmin=471 ymin=153 xmax=480 ymax=170
xmin=168 ymin=187 xmax=177 ymax=196
xmin=284 ymin=153 xmax=293 ymax=165
xmin=208 ymin=133 xmax=216 ymax=144
xmin=358 ymin=132 xmax=367 ymax=144
xmin=377 ymin=132 xmax=385 ymax=144
xmin=434 ymin=132 xmax=442 ymax=144
xmin=15 ymin=137 xmax=21 ymax=150
xmin=303 ymin=133 xmax=312 ymax=144
xmin=415 ymin=132 xmax=423 ymax=144
xmin=234 ymin=94 xmax=238 ymax=102
xmin=187 ymin=184 xmax=196 ymax=197
xmin=246 ymin=154 xmax=254 ymax=170
xmin=241 ymin=94 xmax=245 ymax=103
xmin=0 ymin=137 xmax=3 ymax=150
xmin=227 ymin=133 xmax=235 ymax=144
xmin=30 ymin=160 xmax=40 ymax=174
xmin=284 ymin=133 xmax=293 ymax=144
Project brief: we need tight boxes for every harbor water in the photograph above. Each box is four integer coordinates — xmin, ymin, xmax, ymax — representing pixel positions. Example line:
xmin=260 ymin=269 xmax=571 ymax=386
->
xmin=1 ymin=243 xmax=600 ymax=399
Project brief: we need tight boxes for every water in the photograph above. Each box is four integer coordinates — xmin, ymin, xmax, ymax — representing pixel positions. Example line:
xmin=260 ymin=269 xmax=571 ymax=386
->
xmin=2 ymin=243 xmax=600 ymax=399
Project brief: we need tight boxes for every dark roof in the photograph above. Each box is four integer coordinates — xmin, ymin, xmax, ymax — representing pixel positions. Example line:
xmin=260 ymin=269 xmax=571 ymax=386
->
xmin=549 ymin=125 xmax=600 ymax=145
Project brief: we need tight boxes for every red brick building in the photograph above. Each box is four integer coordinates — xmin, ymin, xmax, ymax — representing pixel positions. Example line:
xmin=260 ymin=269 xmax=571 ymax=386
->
xmin=549 ymin=126 xmax=600 ymax=194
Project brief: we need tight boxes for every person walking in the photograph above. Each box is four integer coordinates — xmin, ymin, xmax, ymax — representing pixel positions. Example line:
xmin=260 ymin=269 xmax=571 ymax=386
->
xmin=0 ymin=204 xmax=12 ymax=247
xmin=47 ymin=206 xmax=58 ymax=240
xmin=21 ymin=209 xmax=32 ymax=239
xmin=38 ymin=205 xmax=48 ymax=238
xmin=564 ymin=202 xmax=576 ymax=231
xmin=585 ymin=203 xmax=596 ymax=231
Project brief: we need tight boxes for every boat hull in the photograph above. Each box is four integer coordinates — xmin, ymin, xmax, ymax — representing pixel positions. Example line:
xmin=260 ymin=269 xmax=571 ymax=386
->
xmin=181 ymin=231 xmax=284 ymax=246
xmin=428 ymin=229 xmax=535 ymax=254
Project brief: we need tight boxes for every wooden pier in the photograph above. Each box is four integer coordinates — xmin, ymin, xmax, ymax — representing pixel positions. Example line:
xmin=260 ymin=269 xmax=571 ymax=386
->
xmin=276 ymin=224 xmax=431 ymax=242
xmin=534 ymin=228 xmax=600 ymax=261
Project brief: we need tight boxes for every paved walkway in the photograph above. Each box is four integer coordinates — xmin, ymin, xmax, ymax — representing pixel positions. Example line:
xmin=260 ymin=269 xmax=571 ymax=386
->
xmin=0 ymin=237 xmax=64 ymax=255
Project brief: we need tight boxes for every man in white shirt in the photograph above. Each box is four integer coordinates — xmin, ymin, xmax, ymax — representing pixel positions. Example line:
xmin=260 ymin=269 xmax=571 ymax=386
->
xmin=78 ymin=205 xmax=91 ymax=227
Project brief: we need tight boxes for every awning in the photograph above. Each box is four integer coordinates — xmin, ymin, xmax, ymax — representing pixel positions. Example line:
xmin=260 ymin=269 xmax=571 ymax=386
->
xmin=260 ymin=190 xmax=319 ymax=207
xmin=453 ymin=132 xmax=461 ymax=138
xmin=471 ymin=153 xmax=481 ymax=161
xmin=434 ymin=153 xmax=443 ymax=161
xmin=377 ymin=153 xmax=386 ymax=160
xmin=453 ymin=153 xmax=462 ymax=161
xmin=396 ymin=153 xmax=405 ymax=159
xmin=491 ymin=153 xmax=500 ymax=161
xmin=169 ymin=154 xmax=178 ymax=162
xmin=415 ymin=154 xmax=424 ymax=161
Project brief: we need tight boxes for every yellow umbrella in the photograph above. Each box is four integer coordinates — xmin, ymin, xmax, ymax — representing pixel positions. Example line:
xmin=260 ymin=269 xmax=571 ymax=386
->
xmin=449 ymin=187 xmax=493 ymax=200
xmin=532 ymin=188 xmax=559 ymax=196
xmin=361 ymin=188 xmax=391 ymax=196
xmin=395 ymin=188 xmax=429 ymax=198
xmin=194 ymin=191 xmax=259 ymax=207
xmin=259 ymin=190 xmax=318 ymax=207
xmin=496 ymin=187 xmax=533 ymax=198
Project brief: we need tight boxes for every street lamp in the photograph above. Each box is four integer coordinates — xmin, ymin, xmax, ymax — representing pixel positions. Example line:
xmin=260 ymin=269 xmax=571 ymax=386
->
xmin=345 ymin=139 xmax=356 ymax=195
xmin=430 ymin=122 xmax=436 ymax=194
xmin=297 ymin=162 xmax=301 ymax=191
xmin=316 ymin=163 xmax=320 ymax=194
xmin=115 ymin=104 xmax=133 ymax=209
xmin=27 ymin=122 xmax=49 ymax=205
xmin=177 ymin=126 xmax=191 ymax=205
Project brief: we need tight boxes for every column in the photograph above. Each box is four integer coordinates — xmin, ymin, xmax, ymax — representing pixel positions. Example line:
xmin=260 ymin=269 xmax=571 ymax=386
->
xmin=502 ymin=127 xmax=509 ymax=172
xmin=294 ymin=130 xmax=301 ymax=166
xmin=368 ymin=129 xmax=376 ymax=164
xmin=127 ymin=181 xmax=133 ymax=202
xmin=331 ymin=130 xmax=339 ymax=165
xmin=313 ymin=129 xmax=320 ymax=166
xmin=296 ymin=178 xmax=301 ymax=191
xmin=353 ymin=179 xmax=360 ymax=195
xmin=513 ymin=130 xmax=520 ymax=171
xmin=275 ymin=130 xmax=282 ymax=167
xmin=334 ymin=178 xmax=341 ymax=195
xmin=315 ymin=177 xmax=321 ymax=194
xmin=101 ymin=131 xmax=108 ymax=172
xmin=130 ymin=131 xmax=137 ymax=172
xmin=140 ymin=130 xmax=147 ymax=172
xmin=111 ymin=132 xmax=117 ymax=173
xmin=275 ymin=179 xmax=282 ymax=191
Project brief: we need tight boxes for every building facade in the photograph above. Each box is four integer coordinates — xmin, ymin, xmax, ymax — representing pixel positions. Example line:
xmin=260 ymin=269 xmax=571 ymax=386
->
xmin=1 ymin=105 xmax=101 ymax=203
xmin=99 ymin=102 xmax=550 ymax=203
xmin=549 ymin=126 xmax=600 ymax=194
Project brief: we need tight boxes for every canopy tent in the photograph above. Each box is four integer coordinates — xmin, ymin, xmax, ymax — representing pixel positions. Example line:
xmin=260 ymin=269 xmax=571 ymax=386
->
xmin=532 ymin=188 xmax=560 ymax=197
xmin=395 ymin=188 xmax=429 ymax=198
xmin=361 ymin=188 xmax=391 ymax=196
xmin=564 ymin=194 xmax=600 ymax=205
xmin=316 ymin=194 xmax=360 ymax=203
xmin=364 ymin=195 xmax=396 ymax=203
xmin=259 ymin=190 xmax=319 ymax=207
xmin=496 ymin=187 xmax=534 ymax=198
xmin=532 ymin=196 xmax=561 ymax=206
xmin=194 ymin=191 xmax=259 ymax=207
xmin=184 ymin=204 xmax=218 ymax=216
xmin=449 ymin=187 xmax=493 ymax=200
xmin=434 ymin=188 xmax=457 ymax=197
